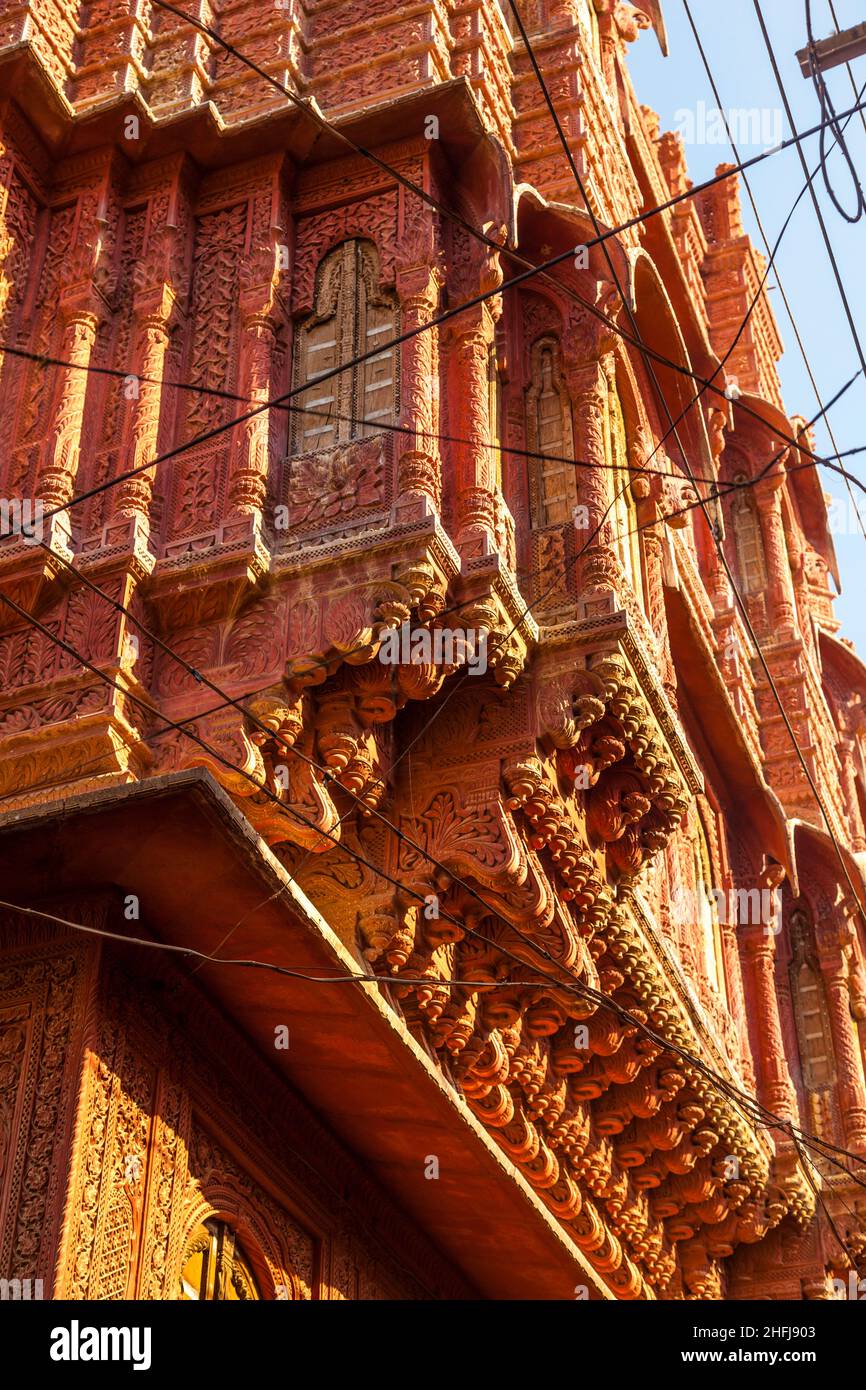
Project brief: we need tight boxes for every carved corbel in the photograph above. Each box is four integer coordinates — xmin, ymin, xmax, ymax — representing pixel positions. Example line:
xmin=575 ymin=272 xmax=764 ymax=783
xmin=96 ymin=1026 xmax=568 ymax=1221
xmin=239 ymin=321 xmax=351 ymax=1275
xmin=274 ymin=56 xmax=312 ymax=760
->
xmin=537 ymin=676 xmax=607 ymax=752
xmin=359 ymin=896 xmax=417 ymax=971
xmin=172 ymin=693 xmax=342 ymax=851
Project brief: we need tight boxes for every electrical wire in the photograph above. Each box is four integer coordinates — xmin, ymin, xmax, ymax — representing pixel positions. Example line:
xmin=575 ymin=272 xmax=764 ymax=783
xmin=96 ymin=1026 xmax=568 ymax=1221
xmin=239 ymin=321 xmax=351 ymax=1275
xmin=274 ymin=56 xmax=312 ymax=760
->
xmin=0 ymin=429 xmax=860 ymax=815
xmin=755 ymin=2 xmax=866 ymax=399
xmin=3 ymin=892 xmax=866 ymax=1205
xmin=0 ymin=341 xmax=723 ymax=490
xmin=4 ymin=33 xmax=866 ymax=541
xmin=805 ymin=0 xmax=866 ymax=221
xmin=510 ymin=0 xmax=866 ymax=948
xmin=682 ymin=0 xmax=866 ymax=547
xmin=4 ymin=1 xmax=866 ymax=1251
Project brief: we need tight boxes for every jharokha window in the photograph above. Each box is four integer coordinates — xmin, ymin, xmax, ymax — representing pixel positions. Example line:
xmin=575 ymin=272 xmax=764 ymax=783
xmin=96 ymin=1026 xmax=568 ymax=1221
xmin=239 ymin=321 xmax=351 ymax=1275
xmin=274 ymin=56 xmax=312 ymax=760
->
xmin=730 ymin=474 xmax=768 ymax=594
xmin=179 ymin=1218 xmax=263 ymax=1301
xmin=526 ymin=336 xmax=577 ymax=527
xmin=291 ymin=238 xmax=398 ymax=454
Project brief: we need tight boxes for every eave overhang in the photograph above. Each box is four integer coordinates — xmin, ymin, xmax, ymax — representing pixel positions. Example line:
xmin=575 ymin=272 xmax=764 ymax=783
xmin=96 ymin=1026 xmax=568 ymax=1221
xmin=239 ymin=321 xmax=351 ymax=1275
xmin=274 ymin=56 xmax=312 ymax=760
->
xmin=0 ymin=769 xmax=612 ymax=1300
xmin=664 ymin=576 xmax=798 ymax=892
xmin=0 ymin=43 xmax=509 ymax=213
xmin=791 ymin=818 xmax=866 ymax=915
xmin=818 ymin=625 xmax=866 ymax=701
xmin=513 ymin=184 xmax=635 ymax=303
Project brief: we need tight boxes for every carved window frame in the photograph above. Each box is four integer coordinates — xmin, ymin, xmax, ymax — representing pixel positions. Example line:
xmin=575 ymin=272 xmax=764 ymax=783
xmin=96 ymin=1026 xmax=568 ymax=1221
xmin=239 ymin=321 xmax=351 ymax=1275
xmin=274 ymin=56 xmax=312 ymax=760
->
xmin=789 ymin=909 xmax=836 ymax=1092
xmin=291 ymin=239 xmax=399 ymax=455
xmin=525 ymin=334 xmax=577 ymax=529
xmin=730 ymin=472 xmax=768 ymax=595
xmin=179 ymin=1216 xmax=265 ymax=1301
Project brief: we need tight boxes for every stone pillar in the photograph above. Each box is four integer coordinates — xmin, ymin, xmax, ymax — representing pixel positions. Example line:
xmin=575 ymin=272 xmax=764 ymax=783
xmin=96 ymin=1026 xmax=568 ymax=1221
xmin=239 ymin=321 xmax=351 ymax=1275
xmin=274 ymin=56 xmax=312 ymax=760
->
xmin=448 ymin=304 xmax=497 ymax=559
xmin=564 ymin=357 xmax=618 ymax=600
xmin=227 ymin=308 xmax=276 ymax=521
xmin=756 ymin=472 xmax=796 ymax=635
xmin=720 ymin=908 xmax=755 ymax=1086
xmin=395 ymin=264 xmax=442 ymax=521
xmin=640 ymin=504 xmax=679 ymax=704
xmin=0 ymin=136 xmax=16 ymax=332
xmin=594 ymin=0 xmax=621 ymax=113
xmin=36 ymin=296 xmax=100 ymax=544
xmin=742 ymin=918 xmax=797 ymax=1123
xmin=112 ymin=290 xmax=175 ymax=535
xmin=818 ymin=919 xmax=866 ymax=1154
xmin=839 ymin=738 xmax=866 ymax=853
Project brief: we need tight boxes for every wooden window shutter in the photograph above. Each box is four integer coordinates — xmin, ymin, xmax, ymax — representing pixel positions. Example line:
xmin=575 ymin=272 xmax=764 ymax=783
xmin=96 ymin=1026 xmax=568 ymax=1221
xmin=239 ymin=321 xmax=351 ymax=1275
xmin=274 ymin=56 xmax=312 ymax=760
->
xmin=526 ymin=337 xmax=577 ymax=528
xmin=292 ymin=240 xmax=397 ymax=453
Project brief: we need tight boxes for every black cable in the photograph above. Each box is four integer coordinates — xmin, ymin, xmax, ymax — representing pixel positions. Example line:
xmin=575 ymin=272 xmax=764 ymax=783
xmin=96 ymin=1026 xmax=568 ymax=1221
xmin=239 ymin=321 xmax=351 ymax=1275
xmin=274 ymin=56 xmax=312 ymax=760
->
xmin=756 ymin=1 xmax=866 ymax=396
xmin=4 ymin=893 xmax=866 ymax=1202
xmin=806 ymin=0 xmax=866 ymax=222
xmin=4 ymin=31 xmax=866 ymax=539
xmin=682 ymin=0 xmax=866 ymax=545
xmin=0 ymin=341 xmax=720 ymax=489
xmin=511 ymin=0 xmax=866 ymax=945
xmin=0 ymin=430 xmax=861 ymax=811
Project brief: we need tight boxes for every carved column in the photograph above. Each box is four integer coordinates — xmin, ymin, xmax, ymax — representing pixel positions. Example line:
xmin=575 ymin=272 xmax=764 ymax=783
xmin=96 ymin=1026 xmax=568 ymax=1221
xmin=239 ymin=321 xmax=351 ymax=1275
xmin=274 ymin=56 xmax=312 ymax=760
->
xmin=719 ymin=905 xmax=755 ymax=1085
xmin=594 ymin=0 xmax=621 ymax=110
xmin=227 ymin=307 xmax=276 ymax=521
xmin=640 ymin=501 xmax=678 ymax=704
xmin=449 ymin=304 xmax=497 ymax=559
xmin=0 ymin=136 xmax=15 ymax=331
xmin=111 ymin=287 xmax=176 ymax=539
xmin=742 ymin=921 xmax=797 ymax=1123
xmin=756 ymin=472 xmax=796 ymax=635
xmin=395 ymin=264 xmax=442 ymax=521
xmin=564 ymin=357 xmax=617 ymax=600
xmin=36 ymin=296 xmax=100 ymax=540
xmin=818 ymin=920 xmax=866 ymax=1154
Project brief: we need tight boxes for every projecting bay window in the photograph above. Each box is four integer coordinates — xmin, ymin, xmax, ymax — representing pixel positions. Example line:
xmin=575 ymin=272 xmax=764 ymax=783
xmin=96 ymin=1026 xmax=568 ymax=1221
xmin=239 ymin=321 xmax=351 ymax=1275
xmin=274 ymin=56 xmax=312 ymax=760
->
xmin=291 ymin=239 xmax=398 ymax=454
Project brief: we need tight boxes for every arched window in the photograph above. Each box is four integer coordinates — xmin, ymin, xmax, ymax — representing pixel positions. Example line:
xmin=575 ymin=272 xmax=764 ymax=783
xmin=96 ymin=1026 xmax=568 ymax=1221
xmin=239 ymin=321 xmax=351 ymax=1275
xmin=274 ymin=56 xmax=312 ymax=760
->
xmin=790 ymin=909 xmax=836 ymax=1090
xmin=179 ymin=1218 xmax=263 ymax=1300
xmin=292 ymin=239 xmax=398 ymax=454
xmin=730 ymin=475 xmax=768 ymax=594
xmin=526 ymin=336 xmax=576 ymax=527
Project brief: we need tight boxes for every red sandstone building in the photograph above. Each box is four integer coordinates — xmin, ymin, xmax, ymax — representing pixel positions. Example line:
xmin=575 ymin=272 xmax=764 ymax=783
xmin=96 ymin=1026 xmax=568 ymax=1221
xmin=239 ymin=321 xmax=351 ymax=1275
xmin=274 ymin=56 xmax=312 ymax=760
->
xmin=0 ymin=0 xmax=865 ymax=1302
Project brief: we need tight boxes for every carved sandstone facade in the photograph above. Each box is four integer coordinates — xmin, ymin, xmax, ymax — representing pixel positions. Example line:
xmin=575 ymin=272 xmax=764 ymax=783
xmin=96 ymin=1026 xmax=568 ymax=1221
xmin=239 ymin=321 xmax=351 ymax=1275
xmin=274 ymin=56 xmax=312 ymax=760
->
xmin=0 ymin=0 xmax=865 ymax=1301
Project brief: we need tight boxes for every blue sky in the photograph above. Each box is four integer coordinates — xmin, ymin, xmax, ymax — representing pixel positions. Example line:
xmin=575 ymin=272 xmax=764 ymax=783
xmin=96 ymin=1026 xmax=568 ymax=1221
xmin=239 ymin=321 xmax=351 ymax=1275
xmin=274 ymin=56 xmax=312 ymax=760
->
xmin=628 ymin=0 xmax=866 ymax=651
